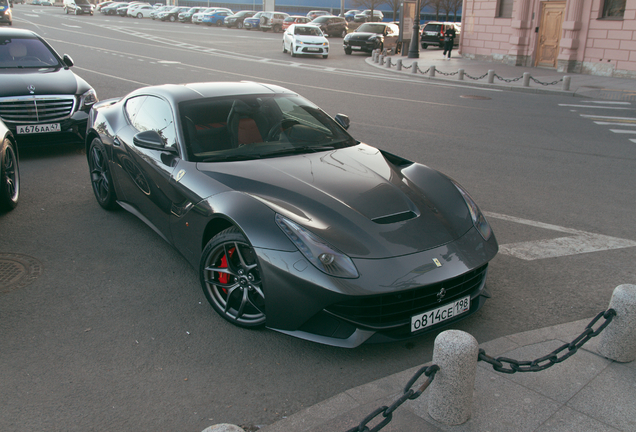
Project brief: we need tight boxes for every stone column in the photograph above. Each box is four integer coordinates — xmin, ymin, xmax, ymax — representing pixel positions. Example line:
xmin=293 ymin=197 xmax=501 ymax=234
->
xmin=507 ymin=0 xmax=534 ymax=66
xmin=557 ymin=0 xmax=584 ymax=73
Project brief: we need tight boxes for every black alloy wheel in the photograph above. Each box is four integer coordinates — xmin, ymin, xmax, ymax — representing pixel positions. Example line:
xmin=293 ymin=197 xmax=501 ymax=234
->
xmin=0 ymin=138 xmax=19 ymax=212
xmin=200 ymin=228 xmax=266 ymax=327
xmin=88 ymin=138 xmax=117 ymax=210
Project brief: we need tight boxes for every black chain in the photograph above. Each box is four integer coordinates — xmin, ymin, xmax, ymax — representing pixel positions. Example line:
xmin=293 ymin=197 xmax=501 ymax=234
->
xmin=530 ymin=76 xmax=564 ymax=86
xmin=494 ymin=73 xmax=524 ymax=83
xmin=435 ymin=67 xmax=459 ymax=77
xmin=345 ymin=364 xmax=439 ymax=432
xmin=479 ymin=309 xmax=616 ymax=374
xmin=464 ymin=72 xmax=489 ymax=80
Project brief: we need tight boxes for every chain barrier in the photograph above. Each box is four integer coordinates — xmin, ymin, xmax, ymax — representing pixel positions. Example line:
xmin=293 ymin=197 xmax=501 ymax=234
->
xmin=465 ymin=72 xmax=490 ymax=80
xmin=479 ymin=308 xmax=616 ymax=374
xmin=345 ymin=364 xmax=440 ymax=432
xmin=494 ymin=73 xmax=523 ymax=83
xmin=435 ymin=67 xmax=459 ymax=77
xmin=377 ymin=53 xmax=566 ymax=87
xmin=530 ymin=76 xmax=564 ymax=86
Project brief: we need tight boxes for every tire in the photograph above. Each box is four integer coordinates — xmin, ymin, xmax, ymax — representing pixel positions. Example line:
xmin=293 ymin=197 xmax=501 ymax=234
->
xmin=340 ymin=29 xmax=347 ymax=38
xmin=282 ymin=41 xmax=287 ymax=53
xmin=137 ymin=13 xmax=142 ymax=18
xmin=88 ymin=138 xmax=117 ymax=210
xmin=0 ymin=137 xmax=19 ymax=212
xmin=344 ymin=47 xmax=352 ymax=55
xmin=237 ymin=21 xmax=243 ymax=29
xmin=169 ymin=15 xmax=175 ymax=22
xmin=200 ymin=227 xmax=266 ymax=328
xmin=216 ymin=20 xmax=222 ymax=26
xmin=291 ymin=45 xmax=296 ymax=57
xmin=322 ymin=54 xmax=328 ymax=59
xmin=273 ymin=25 xmax=280 ymax=33
xmin=65 ymin=7 xmax=68 ymax=14
xmin=421 ymin=43 xmax=428 ymax=49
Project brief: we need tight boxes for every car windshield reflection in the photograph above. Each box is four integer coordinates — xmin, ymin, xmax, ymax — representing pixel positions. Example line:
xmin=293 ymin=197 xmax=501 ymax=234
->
xmin=0 ymin=37 xmax=61 ymax=69
xmin=180 ymin=94 xmax=356 ymax=162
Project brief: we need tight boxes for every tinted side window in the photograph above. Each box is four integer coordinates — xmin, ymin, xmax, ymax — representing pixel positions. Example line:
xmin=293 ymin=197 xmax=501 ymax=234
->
xmin=125 ymin=96 xmax=147 ymax=126
xmin=132 ymin=96 xmax=177 ymax=147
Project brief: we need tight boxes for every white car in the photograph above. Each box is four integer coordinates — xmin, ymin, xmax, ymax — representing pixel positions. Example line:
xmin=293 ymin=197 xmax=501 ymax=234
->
xmin=130 ymin=4 xmax=154 ymax=18
xmin=282 ymin=24 xmax=329 ymax=59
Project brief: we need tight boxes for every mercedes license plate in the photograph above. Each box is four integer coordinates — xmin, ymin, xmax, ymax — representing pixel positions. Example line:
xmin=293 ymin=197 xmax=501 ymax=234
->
xmin=411 ymin=295 xmax=470 ymax=332
xmin=17 ymin=123 xmax=61 ymax=134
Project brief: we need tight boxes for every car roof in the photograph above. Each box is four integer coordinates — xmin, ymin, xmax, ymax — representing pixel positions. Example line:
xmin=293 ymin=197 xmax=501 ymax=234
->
xmin=128 ymin=82 xmax=297 ymax=105
xmin=0 ymin=28 xmax=39 ymax=39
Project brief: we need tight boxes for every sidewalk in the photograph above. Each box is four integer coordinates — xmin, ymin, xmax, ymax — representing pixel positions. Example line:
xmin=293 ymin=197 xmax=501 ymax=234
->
xmin=365 ymin=48 xmax=636 ymax=102
xmin=256 ymin=318 xmax=635 ymax=432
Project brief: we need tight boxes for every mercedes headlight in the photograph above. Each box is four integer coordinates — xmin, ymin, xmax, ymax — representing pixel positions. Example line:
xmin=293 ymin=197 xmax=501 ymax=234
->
xmin=79 ymin=89 xmax=98 ymax=111
xmin=276 ymin=214 xmax=359 ymax=278
xmin=451 ymin=180 xmax=492 ymax=240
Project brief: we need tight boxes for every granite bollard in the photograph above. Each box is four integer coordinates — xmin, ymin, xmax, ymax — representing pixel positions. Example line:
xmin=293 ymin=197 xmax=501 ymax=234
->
xmin=598 ymin=284 xmax=636 ymax=362
xmin=428 ymin=330 xmax=478 ymax=425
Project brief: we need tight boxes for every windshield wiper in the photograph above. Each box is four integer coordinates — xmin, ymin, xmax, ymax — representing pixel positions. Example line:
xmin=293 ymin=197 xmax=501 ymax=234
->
xmin=202 ymin=154 xmax=262 ymax=162
xmin=261 ymin=146 xmax=335 ymax=158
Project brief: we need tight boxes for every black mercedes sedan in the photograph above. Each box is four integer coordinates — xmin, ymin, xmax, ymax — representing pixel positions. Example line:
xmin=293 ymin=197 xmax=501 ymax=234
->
xmin=343 ymin=22 xmax=400 ymax=55
xmin=85 ymin=82 xmax=498 ymax=347
xmin=0 ymin=29 xmax=98 ymax=145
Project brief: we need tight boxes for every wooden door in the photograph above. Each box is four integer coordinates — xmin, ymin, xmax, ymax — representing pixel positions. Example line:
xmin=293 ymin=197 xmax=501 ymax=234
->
xmin=536 ymin=2 xmax=565 ymax=68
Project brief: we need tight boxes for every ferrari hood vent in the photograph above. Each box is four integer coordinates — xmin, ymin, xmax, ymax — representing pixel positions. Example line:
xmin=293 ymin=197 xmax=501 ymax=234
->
xmin=371 ymin=210 xmax=417 ymax=225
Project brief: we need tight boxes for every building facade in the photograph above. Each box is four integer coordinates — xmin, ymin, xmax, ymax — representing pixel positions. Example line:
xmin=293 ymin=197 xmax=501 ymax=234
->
xmin=459 ymin=0 xmax=635 ymax=78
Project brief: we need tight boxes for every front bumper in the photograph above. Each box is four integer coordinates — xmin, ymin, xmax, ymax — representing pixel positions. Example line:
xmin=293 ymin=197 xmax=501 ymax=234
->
xmin=257 ymin=226 xmax=498 ymax=347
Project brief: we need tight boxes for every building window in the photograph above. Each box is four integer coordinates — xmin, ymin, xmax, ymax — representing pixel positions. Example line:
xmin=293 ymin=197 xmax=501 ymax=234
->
xmin=498 ymin=0 xmax=513 ymax=18
xmin=602 ymin=0 xmax=626 ymax=17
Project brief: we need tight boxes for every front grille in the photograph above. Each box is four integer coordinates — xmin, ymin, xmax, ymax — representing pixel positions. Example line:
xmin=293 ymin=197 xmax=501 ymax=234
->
xmin=0 ymin=96 xmax=76 ymax=124
xmin=326 ymin=264 xmax=488 ymax=328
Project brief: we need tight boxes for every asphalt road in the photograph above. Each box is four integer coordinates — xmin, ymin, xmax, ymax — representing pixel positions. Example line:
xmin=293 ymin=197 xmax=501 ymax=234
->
xmin=2 ymin=6 xmax=635 ymax=432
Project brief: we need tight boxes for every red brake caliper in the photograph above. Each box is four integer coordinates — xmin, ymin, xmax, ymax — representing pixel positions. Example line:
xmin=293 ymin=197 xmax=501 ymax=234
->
xmin=217 ymin=247 xmax=236 ymax=291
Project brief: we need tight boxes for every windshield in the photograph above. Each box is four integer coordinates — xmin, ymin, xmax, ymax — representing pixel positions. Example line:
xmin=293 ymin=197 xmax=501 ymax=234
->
xmin=0 ymin=37 xmax=61 ymax=69
xmin=180 ymin=94 xmax=356 ymax=162
xmin=357 ymin=23 xmax=386 ymax=34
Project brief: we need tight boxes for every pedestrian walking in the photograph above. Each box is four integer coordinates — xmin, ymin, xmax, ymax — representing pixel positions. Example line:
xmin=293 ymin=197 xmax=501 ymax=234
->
xmin=442 ymin=25 xmax=456 ymax=59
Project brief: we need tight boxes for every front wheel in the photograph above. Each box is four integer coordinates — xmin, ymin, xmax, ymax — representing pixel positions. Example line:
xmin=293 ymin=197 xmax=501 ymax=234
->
xmin=282 ymin=41 xmax=287 ymax=53
xmin=344 ymin=47 xmax=352 ymax=55
xmin=237 ymin=21 xmax=243 ymax=29
xmin=169 ymin=15 xmax=175 ymax=22
xmin=322 ymin=54 xmax=328 ymax=59
xmin=291 ymin=45 xmax=296 ymax=57
xmin=421 ymin=43 xmax=428 ymax=49
xmin=200 ymin=227 xmax=266 ymax=328
xmin=0 ymin=138 xmax=19 ymax=212
xmin=88 ymin=138 xmax=118 ymax=210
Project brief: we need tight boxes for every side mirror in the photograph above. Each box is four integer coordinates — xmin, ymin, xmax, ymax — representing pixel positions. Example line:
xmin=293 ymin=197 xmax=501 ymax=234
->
xmin=62 ymin=54 xmax=74 ymax=68
xmin=334 ymin=113 xmax=350 ymax=130
xmin=133 ymin=130 xmax=178 ymax=154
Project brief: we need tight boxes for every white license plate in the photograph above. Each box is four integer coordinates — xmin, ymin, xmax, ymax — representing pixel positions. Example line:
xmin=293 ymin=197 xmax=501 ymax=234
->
xmin=351 ymin=46 xmax=361 ymax=50
xmin=17 ymin=123 xmax=61 ymax=134
xmin=411 ymin=295 xmax=470 ymax=332
xmin=307 ymin=48 xmax=319 ymax=52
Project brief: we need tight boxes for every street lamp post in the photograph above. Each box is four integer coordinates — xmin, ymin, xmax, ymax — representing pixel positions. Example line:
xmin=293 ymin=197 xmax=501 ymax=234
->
xmin=407 ymin=0 xmax=420 ymax=58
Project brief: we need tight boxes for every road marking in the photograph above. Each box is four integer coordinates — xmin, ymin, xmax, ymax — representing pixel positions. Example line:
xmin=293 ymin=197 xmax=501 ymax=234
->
xmin=594 ymin=122 xmax=636 ymax=126
xmin=581 ymin=115 xmax=636 ymax=122
xmin=485 ymin=212 xmax=636 ymax=261
xmin=559 ymin=104 xmax=633 ymax=110
xmin=610 ymin=129 xmax=636 ymax=134
xmin=581 ymin=101 xmax=632 ymax=105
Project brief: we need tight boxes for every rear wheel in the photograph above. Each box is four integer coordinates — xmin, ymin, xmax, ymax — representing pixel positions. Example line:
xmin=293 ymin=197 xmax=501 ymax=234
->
xmin=200 ymin=228 xmax=266 ymax=328
xmin=340 ymin=28 xmax=347 ymax=38
xmin=0 ymin=138 xmax=19 ymax=212
xmin=137 ymin=13 xmax=143 ymax=18
xmin=237 ymin=21 xmax=243 ymax=29
xmin=169 ymin=15 xmax=175 ymax=22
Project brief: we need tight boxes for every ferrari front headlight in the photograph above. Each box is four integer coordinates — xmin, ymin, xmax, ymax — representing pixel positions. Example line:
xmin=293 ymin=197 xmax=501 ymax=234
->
xmin=276 ymin=214 xmax=359 ymax=278
xmin=451 ymin=180 xmax=492 ymax=241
